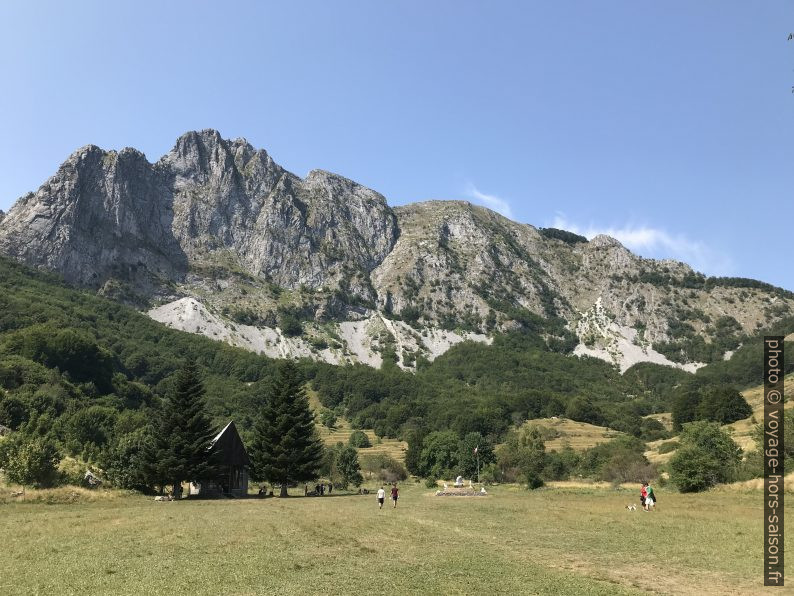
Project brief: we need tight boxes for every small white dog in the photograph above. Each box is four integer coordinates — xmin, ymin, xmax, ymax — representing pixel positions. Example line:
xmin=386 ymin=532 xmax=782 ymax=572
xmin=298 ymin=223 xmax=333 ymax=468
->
xmin=626 ymin=504 xmax=637 ymax=511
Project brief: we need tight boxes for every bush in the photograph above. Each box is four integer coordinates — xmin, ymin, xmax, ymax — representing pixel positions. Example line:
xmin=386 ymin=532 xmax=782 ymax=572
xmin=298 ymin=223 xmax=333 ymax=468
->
xmin=58 ymin=456 xmax=100 ymax=486
xmin=279 ymin=314 xmax=303 ymax=337
xmin=657 ymin=441 xmax=679 ymax=454
xmin=424 ymin=477 xmax=438 ymax=488
xmin=102 ymin=427 xmax=157 ymax=492
xmin=332 ymin=445 xmax=363 ymax=489
xmin=320 ymin=410 xmax=337 ymax=429
xmin=348 ymin=430 xmax=371 ymax=448
xmin=496 ymin=427 xmax=545 ymax=489
xmin=63 ymin=405 xmax=118 ymax=455
xmin=542 ymin=445 xmax=580 ymax=481
xmin=600 ymin=450 xmax=656 ymax=485
xmin=360 ymin=453 xmax=408 ymax=483
xmin=577 ymin=435 xmax=646 ymax=480
xmin=669 ymin=421 xmax=741 ymax=492
xmin=3 ymin=435 xmax=61 ymax=488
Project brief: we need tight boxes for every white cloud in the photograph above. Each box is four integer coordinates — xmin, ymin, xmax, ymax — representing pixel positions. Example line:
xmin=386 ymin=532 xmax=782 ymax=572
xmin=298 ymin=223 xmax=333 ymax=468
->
xmin=464 ymin=183 xmax=514 ymax=219
xmin=548 ymin=213 xmax=733 ymax=276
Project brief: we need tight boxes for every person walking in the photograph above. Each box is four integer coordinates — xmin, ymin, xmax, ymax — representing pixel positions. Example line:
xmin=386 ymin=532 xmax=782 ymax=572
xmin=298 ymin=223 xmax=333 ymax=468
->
xmin=391 ymin=484 xmax=399 ymax=508
xmin=377 ymin=486 xmax=385 ymax=510
xmin=645 ymin=482 xmax=655 ymax=511
xmin=640 ymin=482 xmax=647 ymax=510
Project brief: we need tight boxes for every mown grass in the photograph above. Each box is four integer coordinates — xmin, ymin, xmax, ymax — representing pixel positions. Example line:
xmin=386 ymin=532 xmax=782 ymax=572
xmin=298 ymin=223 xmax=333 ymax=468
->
xmin=1 ymin=483 xmax=788 ymax=595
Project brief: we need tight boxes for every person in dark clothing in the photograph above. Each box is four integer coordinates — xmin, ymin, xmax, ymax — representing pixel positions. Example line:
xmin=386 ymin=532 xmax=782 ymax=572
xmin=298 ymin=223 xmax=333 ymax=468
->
xmin=391 ymin=484 xmax=399 ymax=508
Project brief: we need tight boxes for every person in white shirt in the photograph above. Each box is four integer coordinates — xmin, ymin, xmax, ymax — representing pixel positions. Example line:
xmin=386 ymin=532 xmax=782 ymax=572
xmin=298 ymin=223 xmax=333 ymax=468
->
xmin=376 ymin=486 xmax=386 ymax=509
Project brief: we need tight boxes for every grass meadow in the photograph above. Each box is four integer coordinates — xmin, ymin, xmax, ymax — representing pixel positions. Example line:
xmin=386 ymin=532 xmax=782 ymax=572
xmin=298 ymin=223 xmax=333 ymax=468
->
xmin=1 ymin=482 xmax=789 ymax=595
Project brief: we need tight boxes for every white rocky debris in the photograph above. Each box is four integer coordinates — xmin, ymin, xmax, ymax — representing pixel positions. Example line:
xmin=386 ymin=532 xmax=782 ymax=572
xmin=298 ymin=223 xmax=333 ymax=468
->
xmin=574 ymin=298 xmax=705 ymax=373
xmin=149 ymin=297 xmax=491 ymax=370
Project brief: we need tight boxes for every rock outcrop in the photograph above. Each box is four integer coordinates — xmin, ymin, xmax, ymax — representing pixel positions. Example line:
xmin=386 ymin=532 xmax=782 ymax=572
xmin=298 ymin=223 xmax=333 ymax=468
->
xmin=2 ymin=130 xmax=792 ymax=370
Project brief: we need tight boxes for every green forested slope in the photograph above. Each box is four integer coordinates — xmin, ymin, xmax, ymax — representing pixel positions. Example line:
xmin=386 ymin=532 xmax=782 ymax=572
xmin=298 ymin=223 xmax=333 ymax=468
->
xmin=1 ymin=256 xmax=792 ymax=472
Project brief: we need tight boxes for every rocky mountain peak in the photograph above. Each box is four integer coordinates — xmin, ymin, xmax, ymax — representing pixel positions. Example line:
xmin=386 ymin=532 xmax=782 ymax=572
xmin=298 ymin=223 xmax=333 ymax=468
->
xmin=588 ymin=234 xmax=623 ymax=249
xmin=1 ymin=130 xmax=792 ymax=372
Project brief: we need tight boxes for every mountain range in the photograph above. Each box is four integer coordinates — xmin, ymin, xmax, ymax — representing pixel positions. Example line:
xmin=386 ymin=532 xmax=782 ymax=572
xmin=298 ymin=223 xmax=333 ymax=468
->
xmin=1 ymin=130 xmax=791 ymax=371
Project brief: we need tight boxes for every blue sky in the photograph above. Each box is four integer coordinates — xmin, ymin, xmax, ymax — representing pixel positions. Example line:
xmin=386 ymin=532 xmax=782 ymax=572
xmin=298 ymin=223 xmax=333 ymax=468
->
xmin=1 ymin=1 xmax=792 ymax=289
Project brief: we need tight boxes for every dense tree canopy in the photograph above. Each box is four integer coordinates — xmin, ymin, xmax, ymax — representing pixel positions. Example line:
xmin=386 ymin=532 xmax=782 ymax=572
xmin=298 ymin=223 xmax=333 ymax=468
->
xmin=0 ymin=256 xmax=789 ymax=494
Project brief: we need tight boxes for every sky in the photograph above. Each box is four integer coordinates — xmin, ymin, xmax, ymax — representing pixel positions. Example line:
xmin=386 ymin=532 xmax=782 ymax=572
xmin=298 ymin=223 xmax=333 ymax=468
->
xmin=1 ymin=1 xmax=792 ymax=290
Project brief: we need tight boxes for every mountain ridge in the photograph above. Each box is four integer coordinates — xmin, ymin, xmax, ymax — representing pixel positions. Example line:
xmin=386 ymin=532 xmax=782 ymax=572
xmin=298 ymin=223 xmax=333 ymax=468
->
xmin=1 ymin=129 xmax=791 ymax=371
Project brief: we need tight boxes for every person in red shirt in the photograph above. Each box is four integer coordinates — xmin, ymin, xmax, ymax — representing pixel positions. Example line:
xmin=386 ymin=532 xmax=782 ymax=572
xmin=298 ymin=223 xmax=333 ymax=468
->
xmin=640 ymin=482 xmax=647 ymax=510
xmin=390 ymin=484 xmax=399 ymax=508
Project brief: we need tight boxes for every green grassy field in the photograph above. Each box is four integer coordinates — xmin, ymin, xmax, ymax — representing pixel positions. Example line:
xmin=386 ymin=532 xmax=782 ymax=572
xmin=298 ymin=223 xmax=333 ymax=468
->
xmin=1 ymin=483 xmax=788 ymax=595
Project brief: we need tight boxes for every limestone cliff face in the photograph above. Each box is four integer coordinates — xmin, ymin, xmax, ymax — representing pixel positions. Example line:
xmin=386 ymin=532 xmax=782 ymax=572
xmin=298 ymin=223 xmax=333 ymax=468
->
xmin=0 ymin=145 xmax=184 ymax=294
xmin=1 ymin=130 xmax=792 ymax=370
xmin=0 ymin=130 xmax=397 ymax=305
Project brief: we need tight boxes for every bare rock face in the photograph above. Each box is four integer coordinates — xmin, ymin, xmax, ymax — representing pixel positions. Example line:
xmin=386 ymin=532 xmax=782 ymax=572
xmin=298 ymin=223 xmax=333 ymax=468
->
xmin=0 ymin=130 xmax=397 ymax=306
xmin=0 ymin=145 xmax=185 ymax=295
xmin=1 ymin=129 xmax=792 ymax=370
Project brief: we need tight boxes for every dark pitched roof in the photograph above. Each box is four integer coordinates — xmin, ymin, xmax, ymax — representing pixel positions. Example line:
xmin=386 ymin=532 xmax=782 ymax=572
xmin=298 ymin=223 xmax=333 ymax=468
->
xmin=209 ymin=421 xmax=251 ymax=467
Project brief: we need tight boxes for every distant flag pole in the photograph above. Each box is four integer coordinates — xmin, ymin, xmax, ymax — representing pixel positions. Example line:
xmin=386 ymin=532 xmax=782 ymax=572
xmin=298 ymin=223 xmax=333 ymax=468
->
xmin=474 ymin=446 xmax=480 ymax=484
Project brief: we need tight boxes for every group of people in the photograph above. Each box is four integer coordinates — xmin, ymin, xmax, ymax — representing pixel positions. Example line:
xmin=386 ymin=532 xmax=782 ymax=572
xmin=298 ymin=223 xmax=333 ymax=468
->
xmin=376 ymin=484 xmax=399 ymax=509
xmin=305 ymin=482 xmax=333 ymax=496
xmin=639 ymin=481 xmax=656 ymax=511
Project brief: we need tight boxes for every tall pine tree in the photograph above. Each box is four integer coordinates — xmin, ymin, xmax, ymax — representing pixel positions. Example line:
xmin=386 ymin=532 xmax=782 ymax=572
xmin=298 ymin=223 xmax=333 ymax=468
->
xmin=250 ymin=361 xmax=324 ymax=497
xmin=156 ymin=362 xmax=219 ymax=496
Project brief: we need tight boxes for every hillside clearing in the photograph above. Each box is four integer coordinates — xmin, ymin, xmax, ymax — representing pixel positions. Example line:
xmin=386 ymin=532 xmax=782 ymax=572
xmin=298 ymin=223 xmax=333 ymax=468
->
xmin=307 ymin=389 xmax=407 ymax=464
xmin=523 ymin=417 xmax=624 ymax=451
xmin=644 ymin=374 xmax=793 ymax=463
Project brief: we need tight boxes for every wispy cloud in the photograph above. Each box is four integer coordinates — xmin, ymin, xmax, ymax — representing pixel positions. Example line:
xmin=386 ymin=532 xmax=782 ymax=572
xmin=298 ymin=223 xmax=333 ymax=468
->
xmin=549 ymin=213 xmax=733 ymax=276
xmin=464 ymin=183 xmax=514 ymax=219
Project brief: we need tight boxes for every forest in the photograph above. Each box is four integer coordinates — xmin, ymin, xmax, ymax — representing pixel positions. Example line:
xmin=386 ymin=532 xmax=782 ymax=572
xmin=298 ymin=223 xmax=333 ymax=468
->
xmin=0 ymin=256 xmax=792 ymax=492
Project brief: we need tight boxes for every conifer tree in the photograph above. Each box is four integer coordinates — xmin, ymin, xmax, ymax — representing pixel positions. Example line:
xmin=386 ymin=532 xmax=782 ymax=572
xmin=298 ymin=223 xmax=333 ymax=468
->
xmin=156 ymin=363 xmax=218 ymax=496
xmin=250 ymin=361 xmax=324 ymax=497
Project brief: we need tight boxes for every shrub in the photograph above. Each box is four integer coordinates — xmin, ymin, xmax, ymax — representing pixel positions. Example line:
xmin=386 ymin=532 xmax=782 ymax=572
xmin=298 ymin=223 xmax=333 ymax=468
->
xmin=320 ymin=410 xmax=337 ymax=429
xmin=279 ymin=314 xmax=303 ymax=337
xmin=3 ymin=435 xmax=61 ymax=488
xmin=542 ymin=445 xmax=580 ymax=481
xmin=348 ymin=430 xmax=372 ymax=448
xmin=360 ymin=453 xmax=408 ymax=483
xmin=600 ymin=450 xmax=656 ymax=485
xmin=669 ymin=421 xmax=741 ymax=492
xmin=424 ymin=477 xmax=438 ymax=488
xmin=102 ymin=427 xmax=157 ymax=493
xmin=577 ymin=435 xmax=647 ymax=480
xmin=0 ymin=395 xmax=27 ymax=430
xmin=332 ymin=445 xmax=363 ymax=489
xmin=496 ymin=427 xmax=545 ymax=489
xmin=657 ymin=441 xmax=679 ymax=454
